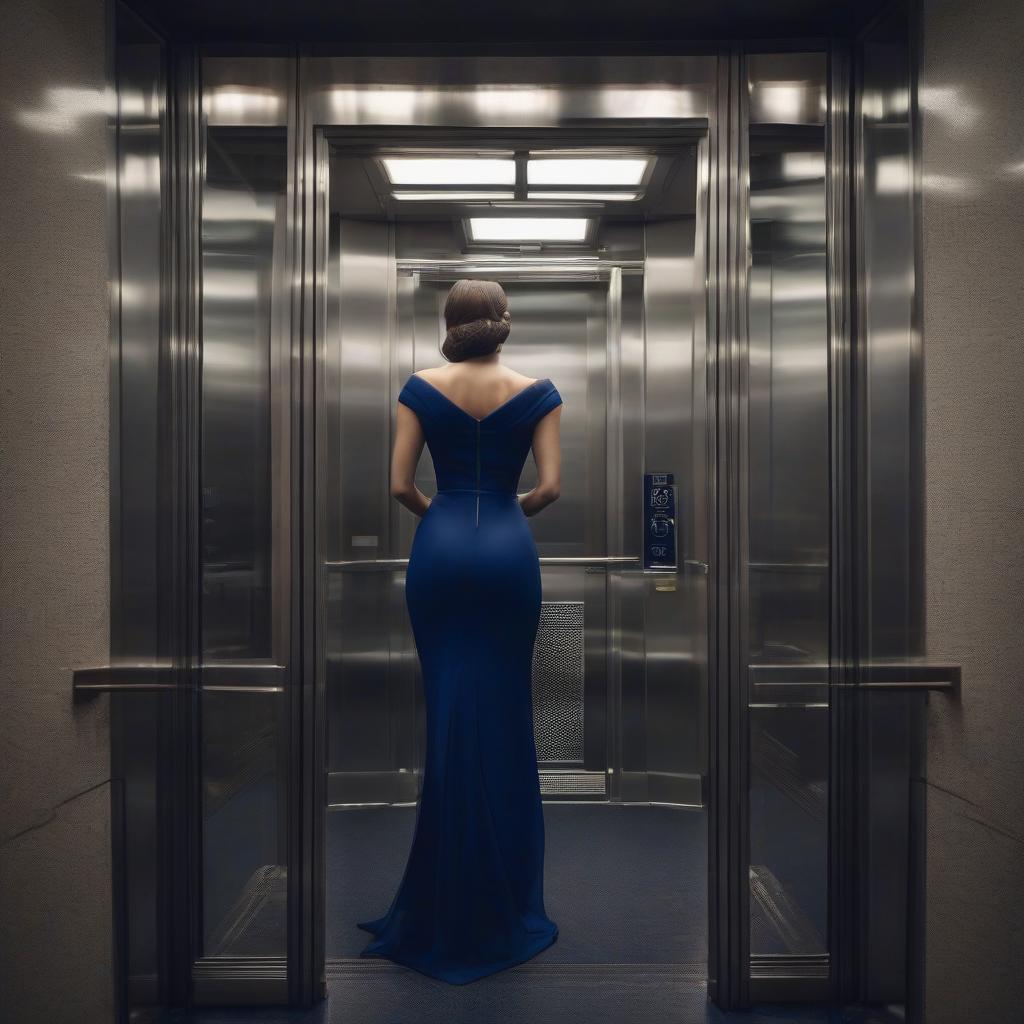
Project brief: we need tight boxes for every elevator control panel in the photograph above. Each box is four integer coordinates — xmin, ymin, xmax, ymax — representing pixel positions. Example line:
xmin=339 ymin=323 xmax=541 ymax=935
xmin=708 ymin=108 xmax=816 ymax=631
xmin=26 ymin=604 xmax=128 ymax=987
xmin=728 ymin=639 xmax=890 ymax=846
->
xmin=643 ymin=472 xmax=677 ymax=570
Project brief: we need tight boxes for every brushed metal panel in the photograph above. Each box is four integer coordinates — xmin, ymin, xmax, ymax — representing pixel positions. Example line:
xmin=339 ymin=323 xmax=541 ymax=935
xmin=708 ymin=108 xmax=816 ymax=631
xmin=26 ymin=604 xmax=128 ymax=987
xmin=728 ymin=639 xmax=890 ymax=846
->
xmin=200 ymin=127 xmax=290 ymax=660
xmin=745 ymin=53 xmax=830 ymax=961
xmin=203 ymin=57 xmax=293 ymax=127
xmin=330 ymin=217 xmax=394 ymax=563
xmin=747 ymin=53 xmax=828 ymax=127
xmin=304 ymin=55 xmax=716 ymax=129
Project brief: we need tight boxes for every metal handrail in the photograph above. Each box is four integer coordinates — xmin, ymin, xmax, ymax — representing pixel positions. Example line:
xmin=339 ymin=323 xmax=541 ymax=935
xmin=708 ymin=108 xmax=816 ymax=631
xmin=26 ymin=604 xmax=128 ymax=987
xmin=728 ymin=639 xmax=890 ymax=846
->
xmin=323 ymin=555 xmax=710 ymax=572
xmin=323 ymin=554 xmax=641 ymax=570
xmin=72 ymin=662 xmax=286 ymax=699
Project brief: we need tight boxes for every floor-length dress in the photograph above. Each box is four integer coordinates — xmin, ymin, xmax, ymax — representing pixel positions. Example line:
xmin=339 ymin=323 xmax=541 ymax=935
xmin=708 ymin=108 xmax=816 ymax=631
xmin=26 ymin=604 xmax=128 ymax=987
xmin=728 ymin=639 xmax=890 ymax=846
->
xmin=356 ymin=372 xmax=562 ymax=984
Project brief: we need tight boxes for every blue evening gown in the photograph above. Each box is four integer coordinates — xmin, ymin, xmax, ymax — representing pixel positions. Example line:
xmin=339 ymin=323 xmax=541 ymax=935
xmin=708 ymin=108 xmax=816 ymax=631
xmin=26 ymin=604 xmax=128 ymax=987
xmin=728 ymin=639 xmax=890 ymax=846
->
xmin=356 ymin=372 xmax=562 ymax=984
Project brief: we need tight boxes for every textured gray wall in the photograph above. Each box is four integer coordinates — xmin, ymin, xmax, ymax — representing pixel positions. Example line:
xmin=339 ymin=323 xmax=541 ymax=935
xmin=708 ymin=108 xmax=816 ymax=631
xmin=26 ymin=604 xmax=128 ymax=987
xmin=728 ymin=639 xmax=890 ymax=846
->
xmin=0 ymin=0 xmax=114 ymax=1020
xmin=920 ymin=0 xmax=1024 ymax=1019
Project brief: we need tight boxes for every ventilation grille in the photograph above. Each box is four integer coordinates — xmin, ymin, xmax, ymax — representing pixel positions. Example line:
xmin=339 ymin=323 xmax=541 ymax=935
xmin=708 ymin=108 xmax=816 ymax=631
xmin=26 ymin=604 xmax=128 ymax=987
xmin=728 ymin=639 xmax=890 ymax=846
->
xmin=531 ymin=601 xmax=585 ymax=762
xmin=539 ymin=770 xmax=607 ymax=796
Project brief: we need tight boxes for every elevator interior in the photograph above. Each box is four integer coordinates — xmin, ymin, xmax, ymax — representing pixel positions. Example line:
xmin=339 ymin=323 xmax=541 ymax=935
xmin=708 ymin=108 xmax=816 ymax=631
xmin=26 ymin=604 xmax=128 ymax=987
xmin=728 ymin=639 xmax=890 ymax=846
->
xmin=318 ymin=136 xmax=711 ymax=962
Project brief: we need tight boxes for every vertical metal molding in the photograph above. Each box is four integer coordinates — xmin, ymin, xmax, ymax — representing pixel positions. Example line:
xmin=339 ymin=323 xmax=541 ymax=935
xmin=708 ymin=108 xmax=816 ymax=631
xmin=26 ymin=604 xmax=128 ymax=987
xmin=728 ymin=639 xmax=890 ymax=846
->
xmin=106 ymin=5 xmax=125 ymax=1017
xmin=292 ymin=47 xmax=327 ymax=1007
xmin=826 ymin=36 xmax=857 ymax=1005
xmin=707 ymin=42 xmax=751 ymax=1011
xmin=168 ymin=42 xmax=204 ymax=1008
xmin=905 ymin=6 xmax=926 ymax=1017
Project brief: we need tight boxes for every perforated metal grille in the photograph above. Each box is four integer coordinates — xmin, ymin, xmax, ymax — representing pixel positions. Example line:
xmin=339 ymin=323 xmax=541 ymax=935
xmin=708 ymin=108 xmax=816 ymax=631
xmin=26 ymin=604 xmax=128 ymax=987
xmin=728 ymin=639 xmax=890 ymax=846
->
xmin=539 ymin=770 xmax=606 ymax=796
xmin=531 ymin=601 xmax=584 ymax=762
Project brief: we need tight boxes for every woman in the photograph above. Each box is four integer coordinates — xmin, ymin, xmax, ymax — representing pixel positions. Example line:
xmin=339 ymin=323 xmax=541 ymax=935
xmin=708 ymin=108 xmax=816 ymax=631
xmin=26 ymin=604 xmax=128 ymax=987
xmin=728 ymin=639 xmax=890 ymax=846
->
xmin=357 ymin=279 xmax=563 ymax=984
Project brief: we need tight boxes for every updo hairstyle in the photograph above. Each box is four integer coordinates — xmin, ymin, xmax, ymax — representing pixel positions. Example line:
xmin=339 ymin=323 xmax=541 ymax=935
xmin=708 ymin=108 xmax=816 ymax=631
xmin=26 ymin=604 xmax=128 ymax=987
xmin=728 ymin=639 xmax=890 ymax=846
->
xmin=441 ymin=279 xmax=512 ymax=362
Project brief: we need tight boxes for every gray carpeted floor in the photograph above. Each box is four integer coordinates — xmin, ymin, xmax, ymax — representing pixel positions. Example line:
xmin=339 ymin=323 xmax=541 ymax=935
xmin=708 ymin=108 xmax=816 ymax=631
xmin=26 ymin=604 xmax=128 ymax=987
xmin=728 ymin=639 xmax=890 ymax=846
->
xmin=328 ymin=801 xmax=708 ymax=964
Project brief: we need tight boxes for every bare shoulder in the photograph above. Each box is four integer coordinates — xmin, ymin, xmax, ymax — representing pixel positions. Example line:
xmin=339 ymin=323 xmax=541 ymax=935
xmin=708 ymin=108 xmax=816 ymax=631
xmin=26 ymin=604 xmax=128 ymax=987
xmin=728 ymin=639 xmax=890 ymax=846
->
xmin=413 ymin=366 xmax=448 ymax=383
xmin=415 ymin=365 xmax=538 ymax=387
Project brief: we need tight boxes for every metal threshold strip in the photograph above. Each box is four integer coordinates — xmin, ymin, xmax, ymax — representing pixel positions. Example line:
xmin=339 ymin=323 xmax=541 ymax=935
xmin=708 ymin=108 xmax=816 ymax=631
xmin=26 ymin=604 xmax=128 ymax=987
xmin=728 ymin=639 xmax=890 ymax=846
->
xmin=324 ymin=554 xmax=710 ymax=575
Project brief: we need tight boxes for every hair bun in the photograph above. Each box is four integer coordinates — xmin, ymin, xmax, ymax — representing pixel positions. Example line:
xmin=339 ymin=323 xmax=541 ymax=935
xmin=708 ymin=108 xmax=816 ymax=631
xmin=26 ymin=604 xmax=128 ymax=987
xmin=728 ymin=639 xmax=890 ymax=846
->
xmin=441 ymin=279 xmax=512 ymax=362
xmin=441 ymin=315 xmax=511 ymax=362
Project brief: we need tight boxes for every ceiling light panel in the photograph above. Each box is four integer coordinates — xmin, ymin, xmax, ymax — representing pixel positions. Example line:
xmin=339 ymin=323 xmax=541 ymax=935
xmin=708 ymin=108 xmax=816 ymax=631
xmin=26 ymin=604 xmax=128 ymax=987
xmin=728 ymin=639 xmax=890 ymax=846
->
xmin=526 ymin=191 xmax=640 ymax=201
xmin=381 ymin=157 xmax=515 ymax=185
xmin=468 ymin=217 xmax=590 ymax=242
xmin=527 ymin=157 xmax=649 ymax=186
xmin=392 ymin=191 xmax=515 ymax=201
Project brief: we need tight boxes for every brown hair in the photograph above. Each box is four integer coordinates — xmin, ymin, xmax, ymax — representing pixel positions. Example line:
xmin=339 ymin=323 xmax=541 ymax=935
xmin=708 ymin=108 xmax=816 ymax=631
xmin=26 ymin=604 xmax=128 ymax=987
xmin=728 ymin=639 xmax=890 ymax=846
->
xmin=441 ymin=279 xmax=512 ymax=362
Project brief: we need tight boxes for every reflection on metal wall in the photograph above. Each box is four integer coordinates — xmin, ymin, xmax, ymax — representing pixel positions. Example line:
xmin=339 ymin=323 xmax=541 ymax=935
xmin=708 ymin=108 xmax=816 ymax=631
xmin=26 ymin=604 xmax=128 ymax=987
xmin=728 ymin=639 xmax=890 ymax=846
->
xmin=198 ymin=116 xmax=292 ymax=961
xmin=302 ymin=56 xmax=715 ymax=129
xmin=744 ymin=51 xmax=830 ymax=964
xmin=200 ymin=128 xmax=286 ymax=659
xmin=857 ymin=20 xmax=922 ymax=664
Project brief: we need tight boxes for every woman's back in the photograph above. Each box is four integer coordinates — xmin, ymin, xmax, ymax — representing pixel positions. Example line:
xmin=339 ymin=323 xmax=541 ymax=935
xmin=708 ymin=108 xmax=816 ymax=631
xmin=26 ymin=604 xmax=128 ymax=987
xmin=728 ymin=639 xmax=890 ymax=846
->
xmin=411 ymin=364 xmax=540 ymax=422
xmin=398 ymin=370 xmax=561 ymax=510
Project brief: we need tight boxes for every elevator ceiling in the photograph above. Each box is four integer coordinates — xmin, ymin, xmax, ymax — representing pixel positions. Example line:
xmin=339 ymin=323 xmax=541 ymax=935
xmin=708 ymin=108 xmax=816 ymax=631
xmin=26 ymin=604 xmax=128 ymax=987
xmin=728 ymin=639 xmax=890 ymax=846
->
xmin=123 ymin=0 xmax=888 ymax=46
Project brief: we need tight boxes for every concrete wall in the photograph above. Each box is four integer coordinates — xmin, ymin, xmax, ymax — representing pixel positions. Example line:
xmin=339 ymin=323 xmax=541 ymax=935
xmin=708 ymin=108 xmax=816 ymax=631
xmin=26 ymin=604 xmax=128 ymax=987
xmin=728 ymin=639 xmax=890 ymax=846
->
xmin=920 ymin=0 xmax=1024 ymax=1019
xmin=0 ymin=0 xmax=114 ymax=1020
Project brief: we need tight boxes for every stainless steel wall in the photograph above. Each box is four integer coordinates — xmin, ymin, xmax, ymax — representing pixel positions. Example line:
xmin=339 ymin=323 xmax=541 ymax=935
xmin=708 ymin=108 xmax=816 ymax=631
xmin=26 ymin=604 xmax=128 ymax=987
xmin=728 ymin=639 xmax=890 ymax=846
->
xmin=919 ymin=0 xmax=1024 ymax=1019
xmin=0 ymin=0 xmax=114 ymax=1020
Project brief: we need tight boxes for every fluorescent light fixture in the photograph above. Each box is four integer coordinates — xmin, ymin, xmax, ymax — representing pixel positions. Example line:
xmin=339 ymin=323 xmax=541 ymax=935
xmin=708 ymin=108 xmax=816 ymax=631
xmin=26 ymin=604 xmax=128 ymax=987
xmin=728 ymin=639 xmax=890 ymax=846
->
xmin=468 ymin=217 xmax=590 ymax=242
xmin=381 ymin=157 xmax=515 ymax=185
xmin=527 ymin=157 xmax=649 ymax=186
xmin=392 ymin=191 xmax=515 ymax=201
xmin=527 ymin=191 xmax=640 ymax=201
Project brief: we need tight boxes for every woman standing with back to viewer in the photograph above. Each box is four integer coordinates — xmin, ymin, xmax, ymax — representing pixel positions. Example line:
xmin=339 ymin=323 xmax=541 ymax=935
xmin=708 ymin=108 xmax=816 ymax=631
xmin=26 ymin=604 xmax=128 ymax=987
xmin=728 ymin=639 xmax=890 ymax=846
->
xmin=357 ymin=278 xmax=564 ymax=984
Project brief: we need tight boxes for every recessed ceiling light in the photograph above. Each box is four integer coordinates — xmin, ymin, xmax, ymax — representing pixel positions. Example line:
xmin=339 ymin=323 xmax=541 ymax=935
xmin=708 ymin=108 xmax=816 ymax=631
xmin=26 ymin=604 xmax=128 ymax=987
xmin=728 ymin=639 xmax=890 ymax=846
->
xmin=468 ymin=217 xmax=590 ymax=242
xmin=381 ymin=157 xmax=515 ymax=185
xmin=392 ymin=191 xmax=516 ymax=201
xmin=527 ymin=157 xmax=649 ymax=186
xmin=526 ymin=191 xmax=640 ymax=201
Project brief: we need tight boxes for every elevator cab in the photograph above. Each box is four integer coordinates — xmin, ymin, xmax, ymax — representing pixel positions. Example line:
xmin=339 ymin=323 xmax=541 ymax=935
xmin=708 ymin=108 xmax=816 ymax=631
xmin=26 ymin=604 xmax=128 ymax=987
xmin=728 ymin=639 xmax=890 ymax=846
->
xmin=99 ymin=26 xmax=946 ymax=1022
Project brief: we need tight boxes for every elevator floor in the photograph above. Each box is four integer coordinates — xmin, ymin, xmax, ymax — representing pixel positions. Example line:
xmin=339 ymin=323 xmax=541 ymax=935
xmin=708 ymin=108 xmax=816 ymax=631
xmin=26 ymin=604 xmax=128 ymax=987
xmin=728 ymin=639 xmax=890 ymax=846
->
xmin=329 ymin=802 xmax=706 ymax=963
xmin=162 ymin=803 xmax=905 ymax=1022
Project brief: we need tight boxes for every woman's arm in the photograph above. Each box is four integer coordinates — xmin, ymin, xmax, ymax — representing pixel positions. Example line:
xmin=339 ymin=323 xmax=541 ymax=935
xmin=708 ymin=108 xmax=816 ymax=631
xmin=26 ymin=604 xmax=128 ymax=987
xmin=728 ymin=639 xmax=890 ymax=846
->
xmin=519 ymin=405 xmax=562 ymax=517
xmin=390 ymin=402 xmax=433 ymax=517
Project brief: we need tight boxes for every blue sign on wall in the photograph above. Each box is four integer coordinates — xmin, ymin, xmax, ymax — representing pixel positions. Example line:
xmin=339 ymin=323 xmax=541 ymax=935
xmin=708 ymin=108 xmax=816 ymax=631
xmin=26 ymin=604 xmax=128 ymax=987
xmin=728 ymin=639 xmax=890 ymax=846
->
xmin=643 ymin=472 xmax=677 ymax=570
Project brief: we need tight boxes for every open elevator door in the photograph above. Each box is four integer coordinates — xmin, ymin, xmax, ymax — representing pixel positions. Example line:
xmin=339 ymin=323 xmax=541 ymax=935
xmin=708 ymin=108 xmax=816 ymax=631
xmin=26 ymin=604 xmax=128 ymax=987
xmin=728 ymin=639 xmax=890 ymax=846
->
xmin=313 ymin=130 xmax=711 ymax=985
